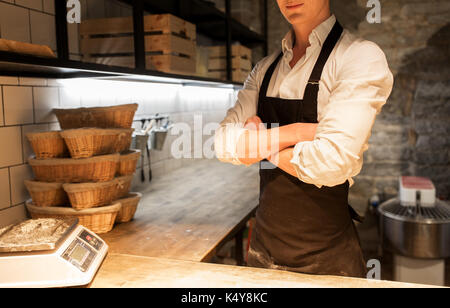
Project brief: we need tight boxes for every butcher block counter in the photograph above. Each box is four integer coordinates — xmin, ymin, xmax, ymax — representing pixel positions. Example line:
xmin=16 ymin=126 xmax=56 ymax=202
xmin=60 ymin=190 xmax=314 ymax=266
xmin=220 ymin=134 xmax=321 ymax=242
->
xmin=101 ymin=159 xmax=259 ymax=262
xmin=90 ymin=253 xmax=433 ymax=288
xmin=91 ymin=160 xmax=437 ymax=288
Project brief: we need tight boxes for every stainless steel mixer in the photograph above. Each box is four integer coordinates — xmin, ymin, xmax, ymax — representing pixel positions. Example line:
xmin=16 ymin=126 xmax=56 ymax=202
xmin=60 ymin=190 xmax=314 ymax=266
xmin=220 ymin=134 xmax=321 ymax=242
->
xmin=377 ymin=176 xmax=450 ymax=285
xmin=378 ymin=197 xmax=450 ymax=259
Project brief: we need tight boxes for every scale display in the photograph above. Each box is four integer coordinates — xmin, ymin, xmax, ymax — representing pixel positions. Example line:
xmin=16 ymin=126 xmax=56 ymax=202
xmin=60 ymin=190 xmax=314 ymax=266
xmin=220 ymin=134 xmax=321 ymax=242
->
xmin=62 ymin=239 xmax=96 ymax=272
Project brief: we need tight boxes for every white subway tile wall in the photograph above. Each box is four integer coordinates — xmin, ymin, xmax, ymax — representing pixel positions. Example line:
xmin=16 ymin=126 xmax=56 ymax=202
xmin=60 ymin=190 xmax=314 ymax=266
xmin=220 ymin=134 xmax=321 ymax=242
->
xmin=33 ymin=87 xmax=59 ymax=123
xmin=0 ymin=76 xmax=234 ymax=226
xmin=42 ymin=0 xmax=55 ymax=15
xmin=14 ymin=0 xmax=43 ymax=11
xmin=19 ymin=77 xmax=47 ymax=87
xmin=3 ymin=86 xmax=34 ymax=125
xmin=0 ymin=88 xmax=3 ymax=126
xmin=0 ymin=126 xmax=23 ymax=168
xmin=0 ymin=204 xmax=27 ymax=229
xmin=30 ymin=10 xmax=57 ymax=51
xmin=9 ymin=163 xmax=33 ymax=205
xmin=0 ymin=77 xmax=19 ymax=85
xmin=0 ymin=168 xmax=10 ymax=210
xmin=0 ymin=2 xmax=30 ymax=43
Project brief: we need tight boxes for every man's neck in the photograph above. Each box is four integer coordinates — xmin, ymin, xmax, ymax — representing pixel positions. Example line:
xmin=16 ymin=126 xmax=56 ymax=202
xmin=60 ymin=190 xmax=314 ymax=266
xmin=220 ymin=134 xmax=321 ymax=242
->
xmin=291 ymin=9 xmax=332 ymax=50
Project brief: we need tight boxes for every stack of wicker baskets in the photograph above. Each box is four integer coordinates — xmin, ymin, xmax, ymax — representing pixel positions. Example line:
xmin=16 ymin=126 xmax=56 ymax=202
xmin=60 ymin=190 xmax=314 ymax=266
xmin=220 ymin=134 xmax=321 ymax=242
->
xmin=24 ymin=103 xmax=142 ymax=234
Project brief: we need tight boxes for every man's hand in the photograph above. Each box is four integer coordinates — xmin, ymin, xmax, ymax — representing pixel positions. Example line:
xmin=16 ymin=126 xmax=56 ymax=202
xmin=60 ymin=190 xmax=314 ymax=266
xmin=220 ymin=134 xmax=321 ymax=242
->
xmin=244 ymin=116 xmax=263 ymax=130
xmin=268 ymin=148 xmax=298 ymax=177
xmin=267 ymin=123 xmax=317 ymax=177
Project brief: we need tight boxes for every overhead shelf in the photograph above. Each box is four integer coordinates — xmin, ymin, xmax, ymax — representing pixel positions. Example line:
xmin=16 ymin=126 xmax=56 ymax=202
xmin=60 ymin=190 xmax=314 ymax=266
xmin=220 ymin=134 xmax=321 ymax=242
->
xmin=0 ymin=51 xmax=242 ymax=89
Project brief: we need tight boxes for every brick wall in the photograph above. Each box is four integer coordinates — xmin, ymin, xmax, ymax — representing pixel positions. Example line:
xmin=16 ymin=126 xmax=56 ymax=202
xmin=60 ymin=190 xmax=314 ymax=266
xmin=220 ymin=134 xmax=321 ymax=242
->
xmin=267 ymin=1 xmax=290 ymax=55
xmin=341 ymin=0 xmax=450 ymax=206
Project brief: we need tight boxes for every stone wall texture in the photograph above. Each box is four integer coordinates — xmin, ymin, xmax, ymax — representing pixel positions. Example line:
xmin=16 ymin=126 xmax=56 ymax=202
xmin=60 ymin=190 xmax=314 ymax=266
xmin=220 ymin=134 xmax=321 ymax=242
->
xmin=266 ymin=0 xmax=450 ymax=209
xmin=345 ymin=0 xmax=450 ymax=205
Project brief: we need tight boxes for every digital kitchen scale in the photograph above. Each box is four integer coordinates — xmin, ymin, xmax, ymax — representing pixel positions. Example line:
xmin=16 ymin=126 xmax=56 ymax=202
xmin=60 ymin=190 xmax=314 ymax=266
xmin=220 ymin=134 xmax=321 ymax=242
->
xmin=0 ymin=218 xmax=108 ymax=288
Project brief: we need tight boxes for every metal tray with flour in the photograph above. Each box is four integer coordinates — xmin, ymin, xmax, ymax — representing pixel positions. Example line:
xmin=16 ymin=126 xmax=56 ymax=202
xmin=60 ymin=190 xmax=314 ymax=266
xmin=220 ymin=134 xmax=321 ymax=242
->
xmin=0 ymin=218 xmax=77 ymax=253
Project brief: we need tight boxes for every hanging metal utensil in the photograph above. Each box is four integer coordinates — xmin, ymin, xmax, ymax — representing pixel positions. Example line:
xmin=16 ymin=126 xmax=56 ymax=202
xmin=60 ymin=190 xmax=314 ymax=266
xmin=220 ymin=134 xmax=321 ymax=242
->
xmin=144 ymin=119 xmax=156 ymax=182
xmin=134 ymin=119 xmax=152 ymax=182
xmin=146 ymin=141 xmax=152 ymax=182
xmin=152 ymin=120 xmax=173 ymax=151
xmin=135 ymin=133 xmax=149 ymax=182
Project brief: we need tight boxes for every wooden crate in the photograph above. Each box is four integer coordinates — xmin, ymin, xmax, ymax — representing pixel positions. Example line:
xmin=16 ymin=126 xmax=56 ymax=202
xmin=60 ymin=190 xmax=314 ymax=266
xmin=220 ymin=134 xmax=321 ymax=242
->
xmin=147 ymin=14 xmax=196 ymax=41
xmin=207 ymin=69 xmax=249 ymax=83
xmin=206 ymin=44 xmax=252 ymax=83
xmin=207 ymin=45 xmax=252 ymax=60
xmin=80 ymin=14 xmax=196 ymax=74
xmin=208 ymin=57 xmax=252 ymax=71
xmin=149 ymin=54 xmax=196 ymax=75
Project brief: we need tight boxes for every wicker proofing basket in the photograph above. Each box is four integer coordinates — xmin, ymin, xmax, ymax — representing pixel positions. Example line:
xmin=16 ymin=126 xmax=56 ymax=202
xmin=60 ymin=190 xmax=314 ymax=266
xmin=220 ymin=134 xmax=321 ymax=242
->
xmin=26 ymin=199 xmax=121 ymax=234
xmin=115 ymin=175 xmax=134 ymax=199
xmin=115 ymin=192 xmax=142 ymax=223
xmin=117 ymin=150 xmax=140 ymax=176
xmin=28 ymin=153 xmax=119 ymax=183
xmin=60 ymin=128 xmax=134 ymax=158
xmin=115 ymin=128 xmax=134 ymax=153
xmin=63 ymin=179 xmax=119 ymax=210
xmin=24 ymin=180 xmax=68 ymax=207
xmin=25 ymin=131 xmax=68 ymax=159
xmin=53 ymin=103 xmax=138 ymax=129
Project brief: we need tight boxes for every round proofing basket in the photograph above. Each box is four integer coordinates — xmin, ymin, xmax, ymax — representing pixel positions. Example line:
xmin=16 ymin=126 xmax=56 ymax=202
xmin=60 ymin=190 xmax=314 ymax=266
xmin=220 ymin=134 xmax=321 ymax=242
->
xmin=115 ymin=192 xmax=142 ymax=223
xmin=60 ymin=128 xmax=134 ymax=158
xmin=25 ymin=131 xmax=68 ymax=159
xmin=63 ymin=178 xmax=119 ymax=210
xmin=24 ymin=180 xmax=68 ymax=207
xmin=117 ymin=150 xmax=140 ymax=176
xmin=115 ymin=175 xmax=134 ymax=199
xmin=115 ymin=128 xmax=134 ymax=153
xmin=26 ymin=199 xmax=121 ymax=234
xmin=28 ymin=153 xmax=119 ymax=183
xmin=53 ymin=103 xmax=138 ymax=129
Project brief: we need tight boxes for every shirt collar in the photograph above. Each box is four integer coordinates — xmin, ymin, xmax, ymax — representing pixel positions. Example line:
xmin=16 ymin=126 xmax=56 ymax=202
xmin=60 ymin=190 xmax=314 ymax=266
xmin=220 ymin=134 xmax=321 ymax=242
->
xmin=281 ymin=14 xmax=337 ymax=54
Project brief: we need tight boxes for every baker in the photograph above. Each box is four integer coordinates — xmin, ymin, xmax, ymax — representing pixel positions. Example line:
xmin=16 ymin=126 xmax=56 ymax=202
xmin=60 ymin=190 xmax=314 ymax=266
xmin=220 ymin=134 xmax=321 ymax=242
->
xmin=214 ymin=0 xmax=393 ymax=277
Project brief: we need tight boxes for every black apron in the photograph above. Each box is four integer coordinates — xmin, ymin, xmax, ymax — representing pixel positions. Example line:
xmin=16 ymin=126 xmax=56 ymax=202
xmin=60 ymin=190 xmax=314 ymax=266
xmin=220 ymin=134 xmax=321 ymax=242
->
xmin=247 ymin=21 xmax=367 ymax=278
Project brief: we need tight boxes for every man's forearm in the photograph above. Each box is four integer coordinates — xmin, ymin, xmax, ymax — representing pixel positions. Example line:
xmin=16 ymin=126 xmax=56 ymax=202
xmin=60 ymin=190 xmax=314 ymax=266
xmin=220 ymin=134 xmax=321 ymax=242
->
xmin=268 ymin=147 xmax=297 ymax=177
xmin=236 ymin=123 xmax=316 ymax=165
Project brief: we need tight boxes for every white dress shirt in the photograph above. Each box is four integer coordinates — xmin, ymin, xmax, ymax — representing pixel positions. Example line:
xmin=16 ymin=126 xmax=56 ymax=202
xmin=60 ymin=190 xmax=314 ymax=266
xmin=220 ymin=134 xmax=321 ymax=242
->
xmin=214 ymin=15 xmax=394 ymax=188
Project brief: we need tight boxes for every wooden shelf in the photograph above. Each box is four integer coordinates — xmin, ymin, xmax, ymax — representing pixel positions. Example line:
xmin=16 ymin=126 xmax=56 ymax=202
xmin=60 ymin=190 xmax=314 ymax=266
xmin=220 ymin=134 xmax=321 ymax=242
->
xmin=0 ymin=0 xmax=266 ymax=88
xmin=119 ymin=0 xmax=266 ymax=46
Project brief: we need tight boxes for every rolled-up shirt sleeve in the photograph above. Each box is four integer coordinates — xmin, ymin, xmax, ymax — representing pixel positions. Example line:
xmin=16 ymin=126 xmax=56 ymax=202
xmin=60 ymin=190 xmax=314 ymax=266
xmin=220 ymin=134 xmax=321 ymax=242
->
xmin=214 ymin=62 xmax=261 ymax=165
xmin=290 ymin=41 xmax=394 ymax=187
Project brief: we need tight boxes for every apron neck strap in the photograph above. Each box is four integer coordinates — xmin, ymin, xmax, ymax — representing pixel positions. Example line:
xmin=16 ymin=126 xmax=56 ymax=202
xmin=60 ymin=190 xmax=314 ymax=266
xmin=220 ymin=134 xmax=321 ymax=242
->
xmin=308 ymin=21 xmax=343 ymax=84
xmin=259 ymin=53 xmax=283 ymax=100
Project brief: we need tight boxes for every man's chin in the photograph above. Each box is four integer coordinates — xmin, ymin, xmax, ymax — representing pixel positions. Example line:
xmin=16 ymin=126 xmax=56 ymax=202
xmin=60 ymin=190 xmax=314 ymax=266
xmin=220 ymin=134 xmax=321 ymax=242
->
xmin=286 ymin=13 xmax=310 ymax=25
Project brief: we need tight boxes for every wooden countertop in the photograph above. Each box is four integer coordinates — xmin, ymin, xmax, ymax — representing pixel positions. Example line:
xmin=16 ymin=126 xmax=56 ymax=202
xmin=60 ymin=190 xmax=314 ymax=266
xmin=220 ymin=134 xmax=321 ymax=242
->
xmin=101 ymin=159 xmax=259 ymax=262
xmin=90 ymin=253 xmax=433 ymax=288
